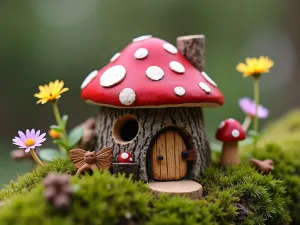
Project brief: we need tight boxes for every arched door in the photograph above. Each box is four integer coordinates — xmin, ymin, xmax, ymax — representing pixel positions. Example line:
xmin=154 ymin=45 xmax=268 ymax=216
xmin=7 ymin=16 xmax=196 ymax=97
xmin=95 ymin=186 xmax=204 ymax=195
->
xmin=151 ymin=130 xmax=187 ymax=181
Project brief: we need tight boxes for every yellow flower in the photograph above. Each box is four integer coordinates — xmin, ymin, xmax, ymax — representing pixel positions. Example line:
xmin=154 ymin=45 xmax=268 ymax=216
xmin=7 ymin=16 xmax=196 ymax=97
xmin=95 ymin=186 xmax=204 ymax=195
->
xmin=236 ymin=56 xmax=274 ymax=77
xmin=34 ymin=80 xmax=69 ymax=104
xmin=48 ymin=129 xmax=61 ymax=139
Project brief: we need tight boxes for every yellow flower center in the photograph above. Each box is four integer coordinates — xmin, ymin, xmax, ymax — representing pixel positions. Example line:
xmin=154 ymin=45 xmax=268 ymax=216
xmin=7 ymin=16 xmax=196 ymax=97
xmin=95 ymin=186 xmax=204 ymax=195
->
xmin=25 ymin=139 xmax=35 ymax=147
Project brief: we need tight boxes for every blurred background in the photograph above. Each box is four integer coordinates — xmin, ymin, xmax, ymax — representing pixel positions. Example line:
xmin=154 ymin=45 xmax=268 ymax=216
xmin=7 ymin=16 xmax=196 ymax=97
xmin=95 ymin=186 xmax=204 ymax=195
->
xmin=0 ymin=0 xmax=299 ymax=187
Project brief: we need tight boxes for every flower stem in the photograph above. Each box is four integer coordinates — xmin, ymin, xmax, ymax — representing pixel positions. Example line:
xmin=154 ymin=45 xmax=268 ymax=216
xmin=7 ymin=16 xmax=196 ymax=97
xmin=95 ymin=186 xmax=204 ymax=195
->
xmin=253 ymin=78 xmax=260 ymax=154
xmin=52 ymin=101 xmax=62 ymax=126
xmin=52 ymin=102 xmax=68 ymax=156
xmin=242 ymin=115 xmax=252 ymax=132
xmin=30 ymin=149 xmax=44 ymax=167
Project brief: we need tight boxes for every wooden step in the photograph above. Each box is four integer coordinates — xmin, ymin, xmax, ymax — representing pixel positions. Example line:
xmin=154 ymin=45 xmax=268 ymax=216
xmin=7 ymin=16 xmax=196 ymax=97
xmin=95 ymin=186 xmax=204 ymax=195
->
xmin=149 ymin=180 xmax=203 ymax=200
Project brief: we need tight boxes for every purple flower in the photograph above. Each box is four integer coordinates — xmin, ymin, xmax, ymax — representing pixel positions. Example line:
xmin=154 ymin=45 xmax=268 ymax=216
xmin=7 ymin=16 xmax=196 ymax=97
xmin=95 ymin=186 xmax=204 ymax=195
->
xmin=239 ymin=97 xmax=269 ymax=119
xmin=13 ymin=129 xmax=46 ymax=153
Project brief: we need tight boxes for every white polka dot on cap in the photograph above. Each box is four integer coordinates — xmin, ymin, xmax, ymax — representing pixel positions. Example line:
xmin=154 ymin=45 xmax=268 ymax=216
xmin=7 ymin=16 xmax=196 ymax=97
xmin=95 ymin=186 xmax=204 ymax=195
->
xmin=201 ymin=72 xmax=217 ymax=87
xmin=132 ymin=35 xmax=152 ymax=42
xmin=232 ymin=129 xmax=240 ymax=138
xmin=119 ymin=88 xmax=136 ymax=105
xmin=162 ymin=43 xmax=178 ymax=54
xmin=219 ymin=121 xmax=225 ymax=129
xmin=134 ymin=48 xmax=148 ymax=59
xmin=146 ymin=66 xmax=164 ymax=81
xmin=174 ymin=86 xmax=186 ymax=96
xmin=169 ymin=61 xmax=185 ymax=74
xmin=199 ymin=82 xmax=211 ymax=94
xmin=121 ymin=152 xmax=129 ymax=159
xmin=100 ymin=65 xmax=126 ymax=87
xmin=110 ymin=53 xmax=121 ymax=62
xmin=81 ymin=70 xmax=98 ymax=89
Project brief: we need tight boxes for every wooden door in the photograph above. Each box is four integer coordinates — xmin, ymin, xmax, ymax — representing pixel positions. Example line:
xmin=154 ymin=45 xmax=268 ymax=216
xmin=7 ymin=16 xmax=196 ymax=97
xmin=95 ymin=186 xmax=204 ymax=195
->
xmin=151 ymin=130 xmax=187 ymax=181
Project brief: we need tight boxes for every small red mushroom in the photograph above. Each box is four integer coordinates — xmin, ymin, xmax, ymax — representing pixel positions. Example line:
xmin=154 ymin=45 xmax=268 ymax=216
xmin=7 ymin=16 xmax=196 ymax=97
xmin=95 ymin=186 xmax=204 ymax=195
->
xmin=80 ymin=35 xmax=224 ymax=108
xmin=215 ymin=118 xmax=246 ymax=168
xmin=117 ymin=152 xmax=133 ymax=163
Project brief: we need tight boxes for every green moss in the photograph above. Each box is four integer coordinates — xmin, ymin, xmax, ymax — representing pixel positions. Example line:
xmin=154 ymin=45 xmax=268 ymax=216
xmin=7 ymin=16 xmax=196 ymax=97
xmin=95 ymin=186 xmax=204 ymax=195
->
xmin=148 ymin=166 xmax=290 ymax=225
xmin=0 ymin=171 xmax=153 ymax=225
xmin=0 ymin=158 xmax=75 ymax=200
xmin=0 ymin=165 xmax=290 ymax=225
xmin=240 ymin=109 xmax=300 ymax=224
xmin=148 ymin=195 xmax=214 ymax=225
xmin=202 ymin=166 xmax=290 ymax=224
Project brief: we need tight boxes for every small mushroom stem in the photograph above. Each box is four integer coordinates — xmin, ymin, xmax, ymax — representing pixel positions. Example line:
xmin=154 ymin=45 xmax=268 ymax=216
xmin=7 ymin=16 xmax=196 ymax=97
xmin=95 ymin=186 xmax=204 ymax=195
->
xmin=242 ymin=115 xmax=252 ymax=132
xmin=176 ymin=35 xmax=205 ymax=71
xmin=220 ymin=141 xmax=240 ymax=168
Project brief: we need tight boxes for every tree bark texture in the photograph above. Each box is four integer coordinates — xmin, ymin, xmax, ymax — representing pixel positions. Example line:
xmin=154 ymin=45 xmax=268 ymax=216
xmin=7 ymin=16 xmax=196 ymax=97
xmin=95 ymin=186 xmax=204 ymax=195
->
xmin=94 ymin=107 xmax=211 ymax=182
xmin=176 ymin=35 xmax=205 ymax=71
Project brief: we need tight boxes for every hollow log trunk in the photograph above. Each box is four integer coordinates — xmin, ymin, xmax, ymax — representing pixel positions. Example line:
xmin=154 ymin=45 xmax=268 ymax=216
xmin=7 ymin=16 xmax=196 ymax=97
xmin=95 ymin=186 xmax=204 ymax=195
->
xmin=94 ymin=107 xmax=211 ymax=182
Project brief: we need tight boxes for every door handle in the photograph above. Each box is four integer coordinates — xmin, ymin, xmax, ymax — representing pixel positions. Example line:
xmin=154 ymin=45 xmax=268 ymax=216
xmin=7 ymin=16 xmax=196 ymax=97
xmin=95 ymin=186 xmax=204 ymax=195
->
xmin=182 ymin=149 xmax=197 ymax=161
xmin=157 ymin=155 xmax=164 ymax=161
xmin=182 ymin=150 xmax=189 ymax=159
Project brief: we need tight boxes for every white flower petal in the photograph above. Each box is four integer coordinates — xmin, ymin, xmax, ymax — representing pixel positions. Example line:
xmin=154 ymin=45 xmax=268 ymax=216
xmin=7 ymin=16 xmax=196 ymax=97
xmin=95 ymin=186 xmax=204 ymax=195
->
xmin=26 ymin=129 xmax=31 ymax=138
xmin=36 ymin=133 xmax=46 ymax=142
xmin=34 ymin=130 xmax=41 ymax=139
xmin=31 ymin=129 xmax=35 ymax=138
xmin=18 ymin=131 xmax=26 ymax=140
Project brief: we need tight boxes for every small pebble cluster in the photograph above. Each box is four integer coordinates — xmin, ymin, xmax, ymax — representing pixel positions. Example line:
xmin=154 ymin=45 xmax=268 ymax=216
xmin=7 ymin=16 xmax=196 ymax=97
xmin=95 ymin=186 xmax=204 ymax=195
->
xmin=43 ymin=173 xmax=72 ymax=210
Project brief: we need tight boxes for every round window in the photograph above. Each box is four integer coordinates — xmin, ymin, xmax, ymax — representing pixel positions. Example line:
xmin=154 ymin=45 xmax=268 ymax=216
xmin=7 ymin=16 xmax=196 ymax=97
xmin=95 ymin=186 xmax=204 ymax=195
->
xmin=112 ymin=114 xmax=139 ymax=144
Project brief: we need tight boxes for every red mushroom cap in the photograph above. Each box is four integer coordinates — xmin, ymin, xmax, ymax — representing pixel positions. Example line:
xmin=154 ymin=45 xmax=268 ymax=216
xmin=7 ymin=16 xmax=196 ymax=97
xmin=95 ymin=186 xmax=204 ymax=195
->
xmin=117 ymin=152 xmax=133 ymax=163
xmin=80 ymin=35 xmax=224 ymax=108
xmin=215 ymin=118 xmax=246 ymax=142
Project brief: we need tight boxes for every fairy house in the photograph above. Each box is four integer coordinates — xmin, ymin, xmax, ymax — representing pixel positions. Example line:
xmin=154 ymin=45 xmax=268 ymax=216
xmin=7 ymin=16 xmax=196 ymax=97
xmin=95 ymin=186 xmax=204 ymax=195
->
xmin=80 ymin=34 xmax=224 ymax=184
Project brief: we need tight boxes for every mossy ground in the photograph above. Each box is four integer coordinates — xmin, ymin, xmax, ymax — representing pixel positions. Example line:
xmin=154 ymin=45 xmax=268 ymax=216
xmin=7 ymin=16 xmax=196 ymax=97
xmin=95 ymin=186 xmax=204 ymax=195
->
xmin=0 ymin=158 xmax=75 ymax=201
xmin=0 ymin=161 xmax=291 ymax=224
xmin=241 ymin=109 xmax=300 ymax=224
xmin=0 ymin=109 xmax=300 ymax=224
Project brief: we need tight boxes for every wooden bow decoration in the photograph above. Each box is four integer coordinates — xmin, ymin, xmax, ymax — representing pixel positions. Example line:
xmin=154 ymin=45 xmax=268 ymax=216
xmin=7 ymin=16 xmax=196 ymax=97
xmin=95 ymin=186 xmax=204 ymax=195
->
xmin=70 ymin=147 xmax=113 ymax=175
